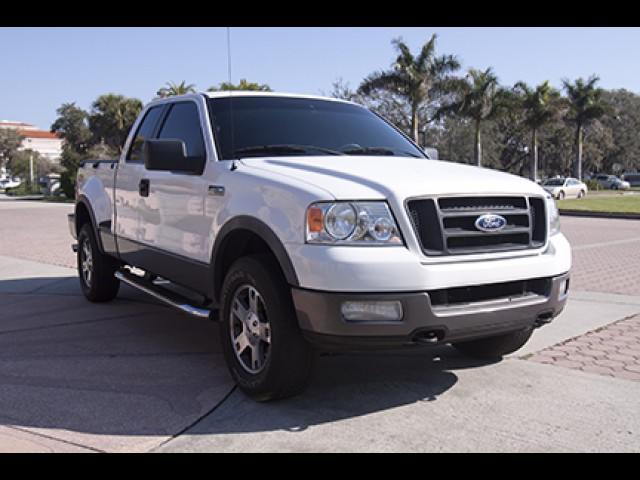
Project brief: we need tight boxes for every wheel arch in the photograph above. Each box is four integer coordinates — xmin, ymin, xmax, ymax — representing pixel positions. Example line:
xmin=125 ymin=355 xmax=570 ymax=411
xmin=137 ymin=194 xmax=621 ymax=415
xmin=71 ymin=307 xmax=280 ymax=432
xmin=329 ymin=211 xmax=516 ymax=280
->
xmin=211 ymin=216 xmax=299 ymax=303
xmin=74 ymin=196 xmax=104 ymax=253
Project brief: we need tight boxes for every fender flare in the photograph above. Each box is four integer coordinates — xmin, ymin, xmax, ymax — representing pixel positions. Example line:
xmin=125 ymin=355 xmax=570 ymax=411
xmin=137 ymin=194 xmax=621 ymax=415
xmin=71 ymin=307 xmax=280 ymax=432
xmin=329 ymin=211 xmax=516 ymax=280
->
xmin=211 ymin=216 xmax=299 ymax=301
xmin=74 ymin=195 xmax=119 ymax=257
xmin=74 ymin=195 xmax=103 ymax=251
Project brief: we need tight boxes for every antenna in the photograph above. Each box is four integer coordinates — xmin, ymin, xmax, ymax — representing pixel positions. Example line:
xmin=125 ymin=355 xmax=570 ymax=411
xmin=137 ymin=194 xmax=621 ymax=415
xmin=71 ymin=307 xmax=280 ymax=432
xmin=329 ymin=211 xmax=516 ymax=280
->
xmin=226 ymin=27 xmax=233 ymax=85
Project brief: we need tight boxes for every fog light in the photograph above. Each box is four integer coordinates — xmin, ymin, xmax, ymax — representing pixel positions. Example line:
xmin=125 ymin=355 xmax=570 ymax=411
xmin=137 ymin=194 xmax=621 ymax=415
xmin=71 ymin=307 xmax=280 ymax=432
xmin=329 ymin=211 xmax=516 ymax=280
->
xmin=558 ymin=278 xmax=570 ymax=300
xmin=341 ymin=301 xmax=403 ymax=322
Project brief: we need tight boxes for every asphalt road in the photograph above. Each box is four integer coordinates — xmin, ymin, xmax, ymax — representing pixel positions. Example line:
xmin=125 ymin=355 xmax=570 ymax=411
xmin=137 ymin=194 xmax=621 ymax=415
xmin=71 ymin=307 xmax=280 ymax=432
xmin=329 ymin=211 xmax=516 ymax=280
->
xmin=0 ymin=195 xmax=638 ymax=452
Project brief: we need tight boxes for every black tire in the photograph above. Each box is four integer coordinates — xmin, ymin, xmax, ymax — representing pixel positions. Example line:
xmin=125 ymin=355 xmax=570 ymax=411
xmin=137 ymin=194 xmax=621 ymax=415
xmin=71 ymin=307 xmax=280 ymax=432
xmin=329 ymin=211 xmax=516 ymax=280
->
xmin=219 ymin=254 xmax=316 ymax=402
xmin=77 ymin=223 xmax=120 ymax=303
xmin=557 ymin=190 xmax=565 ymax=200
xmin=453 ymin=327 xmax=534 ymax=360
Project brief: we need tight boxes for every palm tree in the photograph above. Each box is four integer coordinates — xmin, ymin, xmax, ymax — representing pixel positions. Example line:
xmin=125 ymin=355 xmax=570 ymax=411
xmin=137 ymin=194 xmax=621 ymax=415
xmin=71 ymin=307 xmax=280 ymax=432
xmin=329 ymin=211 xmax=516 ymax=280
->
xmin=357 ymin=34 xmax=461 ymax=143
xmin=156 ymin=81 xmax=197 ymax=99
xmin=562 ymin=75 xmax=607 ymax=180
xmin=89 ymin=94 xmax=143 ymax=152
xmin=208 ymin=78 xmax=272 ymax=92
xmin=513 ymin=80 xmax=561 ymax=181
xmin=448 ymin=67 xmax=508 ymax=167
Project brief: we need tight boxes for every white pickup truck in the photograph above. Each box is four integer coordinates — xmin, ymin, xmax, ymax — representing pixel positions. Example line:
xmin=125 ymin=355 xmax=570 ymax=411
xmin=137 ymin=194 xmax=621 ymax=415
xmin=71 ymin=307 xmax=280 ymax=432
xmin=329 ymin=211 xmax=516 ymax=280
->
xmin=69 ymin=92 xmax=571 ymax=401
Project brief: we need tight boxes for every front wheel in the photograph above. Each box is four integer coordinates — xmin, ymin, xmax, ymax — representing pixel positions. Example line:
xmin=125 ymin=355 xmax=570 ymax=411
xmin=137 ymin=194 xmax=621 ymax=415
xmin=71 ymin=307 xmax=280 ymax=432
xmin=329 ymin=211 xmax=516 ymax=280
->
xmin=453 ymin=327 xmax=533 ymax=359
xmin=219 ymin=254 xmax=316 ymax=402
xmin=77 ymin=223 xmax=120 ymax=302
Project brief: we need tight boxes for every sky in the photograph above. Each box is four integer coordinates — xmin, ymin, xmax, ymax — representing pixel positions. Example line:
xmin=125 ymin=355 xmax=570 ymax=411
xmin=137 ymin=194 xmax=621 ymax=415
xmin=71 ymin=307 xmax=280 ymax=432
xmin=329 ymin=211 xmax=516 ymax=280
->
xmin=3 ymin=26 xmax=640 ymax=130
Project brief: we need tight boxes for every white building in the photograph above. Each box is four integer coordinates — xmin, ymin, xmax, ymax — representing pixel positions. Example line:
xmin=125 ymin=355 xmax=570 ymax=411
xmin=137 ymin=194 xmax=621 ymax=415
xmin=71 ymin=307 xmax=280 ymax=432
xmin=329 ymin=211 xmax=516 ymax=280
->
xmin=0 ymin=120 xmax=63 ymax=163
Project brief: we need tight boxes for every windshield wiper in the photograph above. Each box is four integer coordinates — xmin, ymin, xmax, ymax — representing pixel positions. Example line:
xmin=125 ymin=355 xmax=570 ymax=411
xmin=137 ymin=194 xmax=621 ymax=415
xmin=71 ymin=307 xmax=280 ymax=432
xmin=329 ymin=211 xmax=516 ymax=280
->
xmin=341 ymin=146 xmax=422 ymax=158
xmin=233 ymin=144 xmax=344 ymax=158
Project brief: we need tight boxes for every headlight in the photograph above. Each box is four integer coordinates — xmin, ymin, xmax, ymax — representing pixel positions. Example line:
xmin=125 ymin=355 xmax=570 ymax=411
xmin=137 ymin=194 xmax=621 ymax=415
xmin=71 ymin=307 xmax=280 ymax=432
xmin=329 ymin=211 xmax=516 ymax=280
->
xmin=306 ymin=201 xmax=403 ymax=245
xmin=546 ymin=195 xmax=561 ymax=236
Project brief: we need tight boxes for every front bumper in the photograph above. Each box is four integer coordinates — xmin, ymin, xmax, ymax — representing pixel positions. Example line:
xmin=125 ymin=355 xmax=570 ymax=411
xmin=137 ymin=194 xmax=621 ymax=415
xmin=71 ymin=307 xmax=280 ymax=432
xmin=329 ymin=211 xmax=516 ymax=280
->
xmin=292 ymin=272 xmax=570 ymax=349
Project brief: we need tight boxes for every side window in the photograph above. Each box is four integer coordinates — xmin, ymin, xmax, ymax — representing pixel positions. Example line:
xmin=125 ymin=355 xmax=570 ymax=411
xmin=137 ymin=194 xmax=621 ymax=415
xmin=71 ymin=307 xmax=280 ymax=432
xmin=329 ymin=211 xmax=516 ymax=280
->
xmin=157 ymin=102 xmax=206 ymax=159
xmin=127 ymin=106 xmax=164 ymax=162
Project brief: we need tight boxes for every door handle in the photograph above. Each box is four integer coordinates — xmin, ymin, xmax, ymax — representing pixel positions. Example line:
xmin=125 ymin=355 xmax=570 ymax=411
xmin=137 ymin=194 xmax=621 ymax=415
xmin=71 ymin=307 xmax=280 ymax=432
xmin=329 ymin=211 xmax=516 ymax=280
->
xmin=139 ymin=179 xmax=150 ymax=197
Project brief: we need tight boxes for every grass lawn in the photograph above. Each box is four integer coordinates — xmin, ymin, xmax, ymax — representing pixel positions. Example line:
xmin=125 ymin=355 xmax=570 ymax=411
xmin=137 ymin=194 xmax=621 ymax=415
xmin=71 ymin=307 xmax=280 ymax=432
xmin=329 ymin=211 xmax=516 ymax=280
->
xmin=557 ymin=194 xmax=640 ymax=214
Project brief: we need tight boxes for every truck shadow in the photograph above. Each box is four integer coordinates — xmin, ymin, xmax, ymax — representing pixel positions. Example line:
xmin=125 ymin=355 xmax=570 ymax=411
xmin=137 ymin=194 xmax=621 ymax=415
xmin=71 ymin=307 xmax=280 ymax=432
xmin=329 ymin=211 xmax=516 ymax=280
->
xmin=172 ymin=346 xmax=499 ymax=441
xmin=0 ymin=275 xmax=497 ymax=451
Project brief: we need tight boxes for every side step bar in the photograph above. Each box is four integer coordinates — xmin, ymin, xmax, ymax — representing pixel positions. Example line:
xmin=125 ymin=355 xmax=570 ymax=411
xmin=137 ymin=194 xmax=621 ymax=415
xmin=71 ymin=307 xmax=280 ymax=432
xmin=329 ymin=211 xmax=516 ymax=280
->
xmin=115 ymin=270 xmax=218 ymax=321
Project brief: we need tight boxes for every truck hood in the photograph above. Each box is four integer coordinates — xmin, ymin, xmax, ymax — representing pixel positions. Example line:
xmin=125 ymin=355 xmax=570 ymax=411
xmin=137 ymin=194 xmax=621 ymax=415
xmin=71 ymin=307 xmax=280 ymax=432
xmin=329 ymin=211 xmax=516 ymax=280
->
xmin=240 ymin=156 xmax=547 ymax=200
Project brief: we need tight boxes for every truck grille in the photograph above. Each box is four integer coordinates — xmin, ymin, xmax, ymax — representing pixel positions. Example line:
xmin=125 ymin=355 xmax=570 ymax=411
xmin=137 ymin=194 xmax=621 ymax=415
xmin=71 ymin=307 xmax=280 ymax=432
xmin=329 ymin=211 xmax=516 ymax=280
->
xmin=407 ymin=196 xmax=547 ymax=256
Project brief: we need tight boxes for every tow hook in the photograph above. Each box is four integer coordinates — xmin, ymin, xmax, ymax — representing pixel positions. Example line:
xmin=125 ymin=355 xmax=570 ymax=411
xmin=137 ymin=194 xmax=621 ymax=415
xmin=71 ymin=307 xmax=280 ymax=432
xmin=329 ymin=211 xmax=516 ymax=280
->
xmin=413 ymin=330 xmax=443 ymax=344
xmin=534 ymin=311 xmax=554 ymax=328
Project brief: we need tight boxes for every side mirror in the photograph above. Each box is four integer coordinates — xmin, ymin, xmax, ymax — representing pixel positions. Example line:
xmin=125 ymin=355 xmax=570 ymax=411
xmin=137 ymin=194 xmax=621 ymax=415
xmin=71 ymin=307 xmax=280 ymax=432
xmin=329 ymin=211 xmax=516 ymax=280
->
xmin=143 ymin=139 xmax=205 ymax=175
xmin=423 ymin=147 xmax=439 ymax=160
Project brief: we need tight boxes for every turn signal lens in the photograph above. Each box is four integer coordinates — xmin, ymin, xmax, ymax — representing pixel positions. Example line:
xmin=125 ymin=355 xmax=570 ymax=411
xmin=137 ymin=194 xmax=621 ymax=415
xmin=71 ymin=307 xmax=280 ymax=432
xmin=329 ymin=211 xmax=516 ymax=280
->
xmin=307 ymin=207 xmax=324 ymax=233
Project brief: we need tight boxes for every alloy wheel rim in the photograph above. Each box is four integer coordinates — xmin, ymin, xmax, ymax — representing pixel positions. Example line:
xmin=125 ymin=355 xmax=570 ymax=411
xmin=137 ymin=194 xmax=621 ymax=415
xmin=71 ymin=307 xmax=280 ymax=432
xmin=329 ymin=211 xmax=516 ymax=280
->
xmin=229 ymin=284 xmax=271 ymax=374
xmin=80 ymin=240 xmax=93 ymax=288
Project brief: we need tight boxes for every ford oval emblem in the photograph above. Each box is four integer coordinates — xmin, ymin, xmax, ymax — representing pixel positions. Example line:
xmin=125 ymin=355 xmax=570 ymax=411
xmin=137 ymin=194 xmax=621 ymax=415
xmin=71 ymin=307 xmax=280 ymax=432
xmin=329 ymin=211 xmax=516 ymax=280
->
xmin=475 ymin=214 xmax=507 ymax=233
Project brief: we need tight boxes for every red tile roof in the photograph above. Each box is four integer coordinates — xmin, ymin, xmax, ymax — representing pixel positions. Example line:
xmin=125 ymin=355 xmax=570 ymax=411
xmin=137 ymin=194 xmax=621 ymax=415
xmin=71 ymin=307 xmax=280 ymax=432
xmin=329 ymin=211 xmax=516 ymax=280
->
xmin=16 ymin=129 xmax=61 ymax=140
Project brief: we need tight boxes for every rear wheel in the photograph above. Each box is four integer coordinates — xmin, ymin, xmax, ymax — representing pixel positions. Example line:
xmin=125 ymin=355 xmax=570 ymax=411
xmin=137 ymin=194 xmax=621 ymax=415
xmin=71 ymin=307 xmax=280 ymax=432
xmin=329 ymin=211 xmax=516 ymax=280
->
xmin=77 ymin=223 xmax=120 ymax=302
xmin=219 ymin=254 xmax=316 ymax=402
xmin=453 ymin=327 xmax=533 ymax=359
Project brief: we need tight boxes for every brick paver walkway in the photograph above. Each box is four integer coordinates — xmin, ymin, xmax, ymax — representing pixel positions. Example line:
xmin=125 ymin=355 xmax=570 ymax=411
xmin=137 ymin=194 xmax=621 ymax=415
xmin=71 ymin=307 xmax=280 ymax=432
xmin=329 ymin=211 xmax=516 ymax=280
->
xmin=527 ymin=215 xmax=640 ymax=381
xmin=0 ymin=198 xmax=75 ymax=268
xmin=528 ymin=314 xmax=640 ymax=381
xmin=560 ymin=215 xmax=640 ymax=296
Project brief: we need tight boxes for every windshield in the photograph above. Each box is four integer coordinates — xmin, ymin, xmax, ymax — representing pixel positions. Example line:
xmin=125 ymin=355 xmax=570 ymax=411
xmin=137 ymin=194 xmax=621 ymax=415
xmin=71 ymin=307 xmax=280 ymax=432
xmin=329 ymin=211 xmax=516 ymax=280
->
xmin=207 ymin=96 xmax=426 ymax=160
xmin=543 ymin=179 xmax=565 ymax=186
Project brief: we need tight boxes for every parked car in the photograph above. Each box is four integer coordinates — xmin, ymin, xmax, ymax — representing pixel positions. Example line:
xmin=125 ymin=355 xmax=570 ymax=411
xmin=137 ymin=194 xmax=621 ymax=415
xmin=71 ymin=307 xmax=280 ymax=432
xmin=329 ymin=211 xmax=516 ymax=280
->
xmin=622 ymin=173 xmax=640 ymax=187
xmin=541 ymin=177 xmax=587 ymax=199
xmin=0 ymin=178 xmax=21 ymax=191
xmin=593 ymin=174 xmax=631 ymax=190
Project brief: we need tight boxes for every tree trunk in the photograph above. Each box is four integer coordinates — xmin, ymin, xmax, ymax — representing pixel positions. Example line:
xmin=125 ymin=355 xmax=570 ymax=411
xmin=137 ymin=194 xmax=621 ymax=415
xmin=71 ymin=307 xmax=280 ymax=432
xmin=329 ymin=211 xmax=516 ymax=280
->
xmin=474 ymin=121 xmax=482 ymax=167
xmin=530 ymin=128 xmax=538 ymax=181
xmin=573 ymin=124 xmax=583 ymax=180
xmin=411 ymin=106 xmax=420 ymax=144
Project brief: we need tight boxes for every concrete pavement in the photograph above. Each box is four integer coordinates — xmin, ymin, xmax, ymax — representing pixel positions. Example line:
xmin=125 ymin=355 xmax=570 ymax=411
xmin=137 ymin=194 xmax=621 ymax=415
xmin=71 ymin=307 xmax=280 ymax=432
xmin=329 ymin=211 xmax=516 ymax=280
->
xmin=0 ymin=196 xmax=638 ymax=452
xmin=0 ymin=255 xmax=235 ymax=453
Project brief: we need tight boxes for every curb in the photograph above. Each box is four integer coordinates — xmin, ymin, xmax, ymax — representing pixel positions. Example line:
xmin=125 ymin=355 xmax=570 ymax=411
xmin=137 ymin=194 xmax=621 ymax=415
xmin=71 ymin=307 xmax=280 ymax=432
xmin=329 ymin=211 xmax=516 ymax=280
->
xmin=559 ymin=210 xmax=640 ymax=220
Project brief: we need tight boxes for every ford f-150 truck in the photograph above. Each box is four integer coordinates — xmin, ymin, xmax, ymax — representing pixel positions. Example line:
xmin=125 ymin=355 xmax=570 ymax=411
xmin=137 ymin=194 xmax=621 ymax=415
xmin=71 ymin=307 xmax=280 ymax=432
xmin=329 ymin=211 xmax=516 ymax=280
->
xmin=69 ymin=91 xmax=571 ymax=401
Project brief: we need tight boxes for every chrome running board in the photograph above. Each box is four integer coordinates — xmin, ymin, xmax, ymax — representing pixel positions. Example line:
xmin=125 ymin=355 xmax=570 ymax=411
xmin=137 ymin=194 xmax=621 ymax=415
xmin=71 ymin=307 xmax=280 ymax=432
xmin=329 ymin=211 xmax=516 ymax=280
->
xmin=115 ymin=270 xmax=217 ymax=320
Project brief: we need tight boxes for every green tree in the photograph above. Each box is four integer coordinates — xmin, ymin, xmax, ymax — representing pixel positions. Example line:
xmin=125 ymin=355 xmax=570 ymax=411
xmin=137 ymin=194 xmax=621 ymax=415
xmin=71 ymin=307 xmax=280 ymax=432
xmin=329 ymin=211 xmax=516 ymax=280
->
xmin=513 ymin=80 xmax=562 ymax=180
xmin=447 ymin=67 xmax=509 ymax=167
xmin=156 ymin=80 xmax=197 ymax=99
xmin=562 ymin=75 xmax=607 ymax=180
xmin=598 ymin=89 xmax=640 ymax=174
xmin=358 ymin=34 xmax=461 ymax=143
xmin=51 ymin=102 xmax=92 ymax=154
xmin=89 ymin=94 xmax=143 ymax=154
xmin=0 ymin=128 xmax=24 ymax=171
xmin=208 ymin=78 xmax=272 ymax=91
xmin=10 ymin=149 xmax=60 ymax=181
xmin=51 ymin=102 xmax=93 ymax=198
